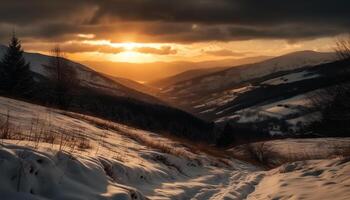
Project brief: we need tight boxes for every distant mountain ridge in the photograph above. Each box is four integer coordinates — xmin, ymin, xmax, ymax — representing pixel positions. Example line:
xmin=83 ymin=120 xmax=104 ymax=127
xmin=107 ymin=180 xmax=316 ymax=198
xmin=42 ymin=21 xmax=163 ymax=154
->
xmin=159 ymin=51 xmax=337 ymax=102
xmin=0 ymin=44 xmax=162 ymax=104
xmin=148 ymin=66 xmax=230 ymax=89
xmin=82 ymin=56 xmax=270 ymax=83
xmin=154 ymin=50 xmax=348 ymax=136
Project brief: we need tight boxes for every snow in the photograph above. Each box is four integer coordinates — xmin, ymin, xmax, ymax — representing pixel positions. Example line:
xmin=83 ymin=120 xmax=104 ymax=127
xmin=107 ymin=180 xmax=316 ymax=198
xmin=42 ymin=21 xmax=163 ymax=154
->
xmin=0 ymin=143 xmax=146 ymax=200
xmin=200 ymin=108 xmax=216 ymax=114
xmin=0 ymin=46 xmax=160 ymax=104
xmin=193 ymin=85 xmax=256 ymax=111
xmin=0 ymin=97 xmax=349 ymax=199
xmin=242 ymin=139 xmax=350 ymax=200
xmin=162 ymin=51 xmax=336 ymax=99
xmin=249 ymin=158 xmax=350 ymax=200
xmin=261 ymin=71 xmax=320 ymax=85
xmin=0 ymin=97 xmax=261 ymax=199
xmin=215 ymin=92 xmax=314 ymax=124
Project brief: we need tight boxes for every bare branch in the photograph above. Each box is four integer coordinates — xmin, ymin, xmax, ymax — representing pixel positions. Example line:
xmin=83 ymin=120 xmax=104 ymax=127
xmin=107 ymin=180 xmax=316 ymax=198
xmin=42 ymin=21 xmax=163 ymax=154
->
xmin=335 ymin=35 xmax=350 ymax=61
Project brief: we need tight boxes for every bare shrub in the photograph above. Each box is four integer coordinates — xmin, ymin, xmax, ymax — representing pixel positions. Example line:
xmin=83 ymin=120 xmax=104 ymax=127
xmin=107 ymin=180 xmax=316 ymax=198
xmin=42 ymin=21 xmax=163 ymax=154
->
xmin=240 ymin=142 xmax=283 ymax=168
xmin=329 ymin=142 xmax=350 ymax=158
xmin=58 ymin=130 xmax=79 ymax=152
xmin=305 ymin=37 xmax=350 ymax=136
xmin=0 ymin=111 xmax=12 ymax=140
xmin=335 ymin=36 xmax=350 ymax=61
xmin=78 ymin=136 xmax=91 ymax=150
xmin=246 ymin=142 xmax=269 ymax=164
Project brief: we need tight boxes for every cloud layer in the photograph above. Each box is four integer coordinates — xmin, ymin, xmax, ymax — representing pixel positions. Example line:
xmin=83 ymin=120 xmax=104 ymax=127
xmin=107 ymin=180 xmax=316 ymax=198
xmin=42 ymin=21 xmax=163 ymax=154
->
xmin=0 ymin=0 xmax=349 ymax=46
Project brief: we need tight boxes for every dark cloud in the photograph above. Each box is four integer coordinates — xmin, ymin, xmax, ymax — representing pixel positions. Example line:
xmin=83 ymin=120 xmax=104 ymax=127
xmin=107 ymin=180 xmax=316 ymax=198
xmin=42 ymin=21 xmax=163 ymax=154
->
xmin=24 ymin=42 xmax=178 ymax=55
xmin=0 ymin=0 xmax=94 ymax=25
xmin=91 ymin=0 xmax=350 ymax=26
xmin=24 ymin=42 xmax=125 ymax=54
xmin=0 ymin=0 xmax=349 ymax=44
xmin=62 ymin=43 xmax=125 ymax=54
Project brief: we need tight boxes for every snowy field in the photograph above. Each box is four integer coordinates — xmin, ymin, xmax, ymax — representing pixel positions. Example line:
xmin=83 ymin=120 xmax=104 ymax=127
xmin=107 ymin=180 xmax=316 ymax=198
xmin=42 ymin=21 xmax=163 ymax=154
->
xmin=0 ymin=96 xmax=349 ymax=199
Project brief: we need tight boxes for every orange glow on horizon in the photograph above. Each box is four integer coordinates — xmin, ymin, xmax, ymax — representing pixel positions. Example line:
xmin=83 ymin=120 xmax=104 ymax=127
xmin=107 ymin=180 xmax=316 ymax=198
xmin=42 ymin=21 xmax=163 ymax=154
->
xmin=25 ymin=37 xmax=337 ymax=65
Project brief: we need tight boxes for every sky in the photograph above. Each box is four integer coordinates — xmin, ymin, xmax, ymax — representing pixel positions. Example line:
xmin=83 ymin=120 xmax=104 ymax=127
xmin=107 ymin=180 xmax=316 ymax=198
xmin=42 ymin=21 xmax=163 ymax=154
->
xmin=0 ymin=0 xmax=349 ymax=64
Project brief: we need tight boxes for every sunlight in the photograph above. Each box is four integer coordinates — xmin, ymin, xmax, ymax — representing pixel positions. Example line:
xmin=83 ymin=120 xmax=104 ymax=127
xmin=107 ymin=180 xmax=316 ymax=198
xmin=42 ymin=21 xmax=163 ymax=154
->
xmin=120 ymin=42 xmax=138 ymax=51
xmin=1 ymin=2 xmax=349 ymax=199
xmin=77 ymin=34 xmax=95 ymax=39
xmin=119 ymin=51 xmax=137 ymax=60
xmin=115 ymin=51 xmax=146 ymax=62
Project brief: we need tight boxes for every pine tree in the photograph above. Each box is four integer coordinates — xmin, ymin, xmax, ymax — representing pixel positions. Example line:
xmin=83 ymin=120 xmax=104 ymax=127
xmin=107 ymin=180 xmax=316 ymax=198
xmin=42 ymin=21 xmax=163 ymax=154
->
xmin=0 ymin=33 xmax=34 ymax=95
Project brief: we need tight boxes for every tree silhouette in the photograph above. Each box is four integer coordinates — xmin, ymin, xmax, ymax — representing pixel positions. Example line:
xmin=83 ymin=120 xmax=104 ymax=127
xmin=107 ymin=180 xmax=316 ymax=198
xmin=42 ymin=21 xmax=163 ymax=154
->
xmin=309 ymin=36 xmax=350 ymax=136
xmin=0 ymin=32 xmax=34 ymax=95
xmin=43 ymin=45 xmax=79 ymax=108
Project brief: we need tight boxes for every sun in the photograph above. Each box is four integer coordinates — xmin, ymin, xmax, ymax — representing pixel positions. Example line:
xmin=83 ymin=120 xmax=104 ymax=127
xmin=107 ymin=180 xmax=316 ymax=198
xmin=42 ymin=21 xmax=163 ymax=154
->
xmin=121 ymin=42 xmax=138 ymax=51
xmin=118 ymin=51 xmax=141 ymax=62
xmin=78 ymin=40 xmax=176 ymax=63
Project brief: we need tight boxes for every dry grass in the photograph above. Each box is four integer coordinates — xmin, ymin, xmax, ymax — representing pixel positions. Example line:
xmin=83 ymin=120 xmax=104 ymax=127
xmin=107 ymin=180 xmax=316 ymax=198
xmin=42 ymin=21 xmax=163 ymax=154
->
xmin=60 ymin=111 xmax=247 ymax=168
xmin=230 ymin=139 xmax=350 ymax=169
xmin=0 ymin=110 xmax=91 ymax=152
xmin=0 ymin=111 xmax=14 ymax=140
xmin=61 ymin=111 xmax=200 ymax=160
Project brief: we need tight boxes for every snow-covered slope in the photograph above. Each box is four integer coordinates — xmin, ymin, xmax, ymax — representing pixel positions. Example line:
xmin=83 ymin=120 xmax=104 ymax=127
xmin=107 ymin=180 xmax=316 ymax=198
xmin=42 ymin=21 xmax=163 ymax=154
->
xmin=215 ymin=90 xmax=322 ymax=134
xmin=0 ymin=96 xmax=260 ymax=199
xmin=249 ymin=158 xmax=350 ymax=200
xmin=190 ymin=66 xmax=336 ymax=134
xmin=0 ymin=97 xmax=349 ymax=199
xmin=160 ymin=51 xmax=336 ymax=103
xmin=0 ymin=45 xmax=161 ymax=104
xmin=160 ymin=55 xmax=346 ymax=136
xmin=234 ymin=138 xmax=350 ymax=199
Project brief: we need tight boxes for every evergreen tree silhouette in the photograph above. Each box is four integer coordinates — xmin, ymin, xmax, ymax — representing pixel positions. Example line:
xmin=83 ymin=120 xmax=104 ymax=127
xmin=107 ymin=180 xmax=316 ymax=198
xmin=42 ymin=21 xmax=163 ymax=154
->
xmin=0 ymin=32 xmax=34 ymax=95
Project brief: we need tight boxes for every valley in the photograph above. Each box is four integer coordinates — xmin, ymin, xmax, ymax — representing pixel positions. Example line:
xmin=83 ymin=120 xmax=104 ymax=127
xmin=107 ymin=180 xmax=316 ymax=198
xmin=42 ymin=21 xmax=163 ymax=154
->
xmin=0 ymin=8 xmax=350 ymax=198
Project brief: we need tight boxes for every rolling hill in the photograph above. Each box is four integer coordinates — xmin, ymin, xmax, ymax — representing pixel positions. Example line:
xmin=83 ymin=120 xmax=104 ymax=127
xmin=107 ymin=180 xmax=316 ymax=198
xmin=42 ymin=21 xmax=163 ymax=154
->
xmin=159 ymin=51 xmax=336 ymax=104
xmin=0 ymin=44 xmax=219 ymax=143
xmin=0 ymin=45 xmax=162 ymax=105
xmin=157 ymin=51 xmax=345 ymax=136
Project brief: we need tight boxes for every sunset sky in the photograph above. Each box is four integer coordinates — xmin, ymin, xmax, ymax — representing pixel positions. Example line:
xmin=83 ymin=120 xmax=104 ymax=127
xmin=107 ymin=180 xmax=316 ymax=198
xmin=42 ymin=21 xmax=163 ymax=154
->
xmin=0 ymin=0 xmax=349 ymax=64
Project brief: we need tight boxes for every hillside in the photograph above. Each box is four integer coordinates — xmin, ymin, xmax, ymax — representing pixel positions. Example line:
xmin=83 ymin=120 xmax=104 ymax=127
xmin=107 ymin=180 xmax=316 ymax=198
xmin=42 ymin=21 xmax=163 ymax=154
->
xmin=148 ymin=66 xmax=229 ymax=89
xmin=153 ymin=51 xmax=347 ymax=137
xmin=159 ymin=51 xmax=336 ymax=103
xmin=0 ymin=96 xmax=349 ymax=199
xmin=0 ymin=45 xmax=220 ymax=143
xmin=0 ymin=45 xmax=161 ymax=105
xmin=182 ymin=59 xmax=349 ymax=136
xmin=104 ymin=74 xmax=159 ymax=96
